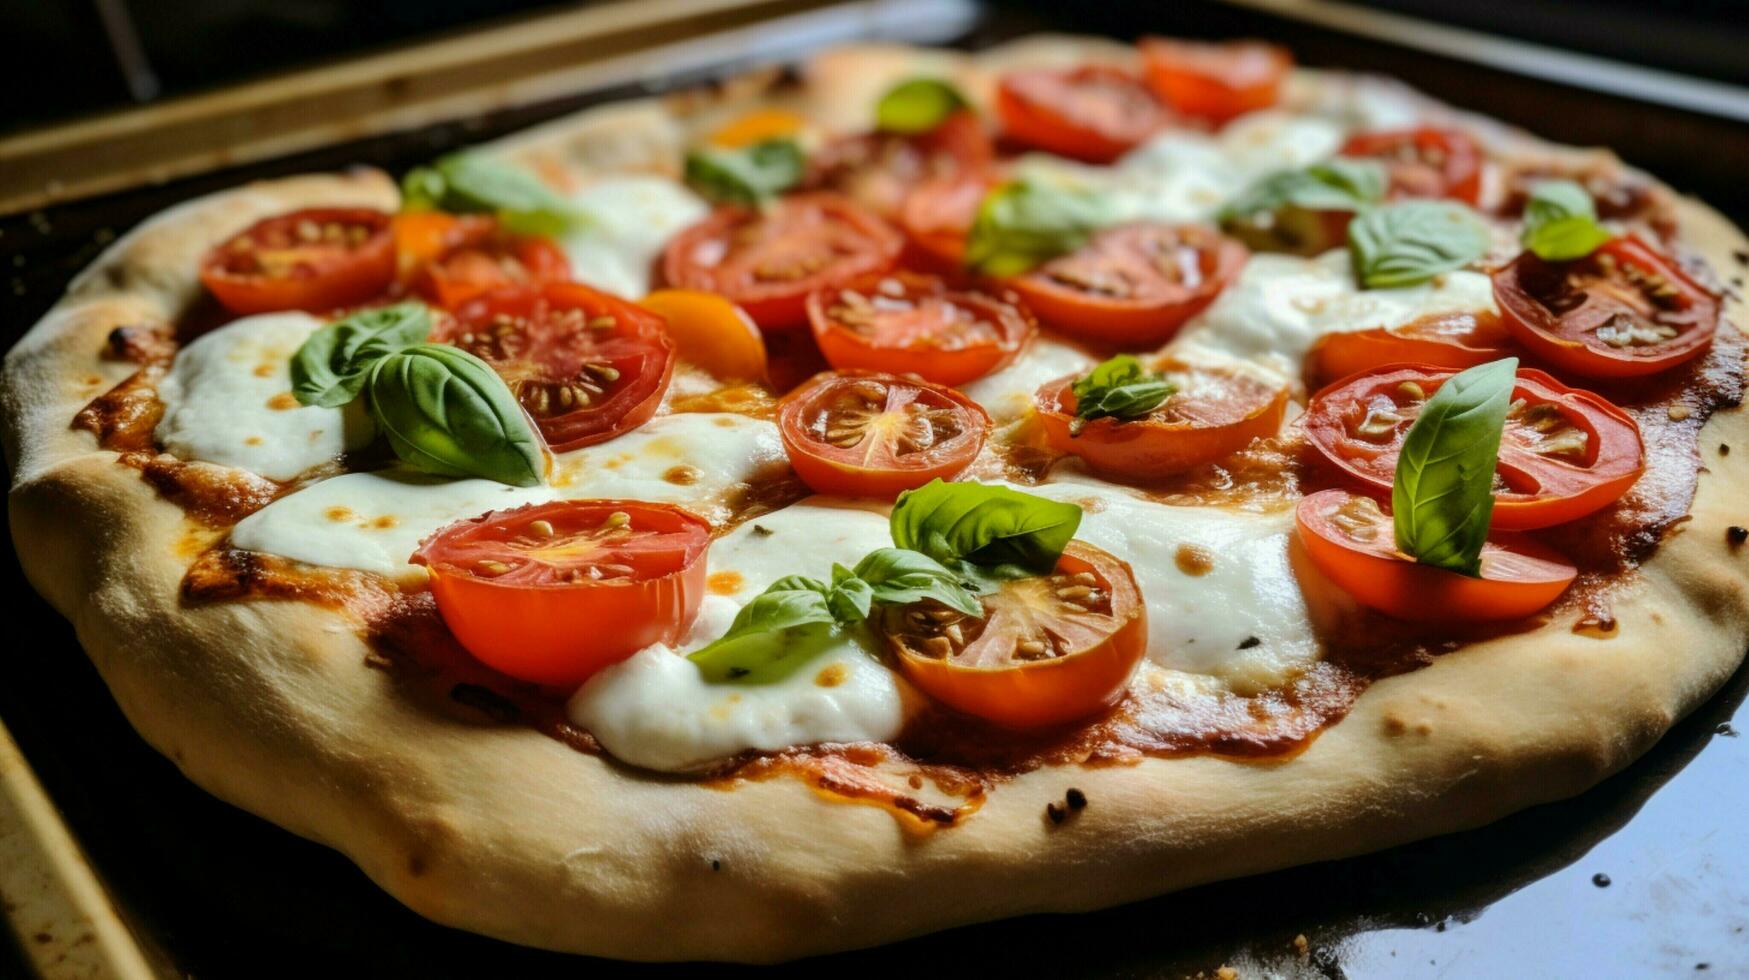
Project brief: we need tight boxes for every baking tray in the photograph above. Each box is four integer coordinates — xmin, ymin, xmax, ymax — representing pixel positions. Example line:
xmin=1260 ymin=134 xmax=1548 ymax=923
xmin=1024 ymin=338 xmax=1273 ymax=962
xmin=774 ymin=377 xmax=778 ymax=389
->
xmin=4 ymin=1 xmax=1747 ymax=975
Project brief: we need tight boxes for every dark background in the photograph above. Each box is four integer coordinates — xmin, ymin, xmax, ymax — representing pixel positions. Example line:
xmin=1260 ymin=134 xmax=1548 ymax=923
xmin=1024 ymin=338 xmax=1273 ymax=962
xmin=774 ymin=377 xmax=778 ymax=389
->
xmin=3 ymin=1 xmax=1748 ymax=976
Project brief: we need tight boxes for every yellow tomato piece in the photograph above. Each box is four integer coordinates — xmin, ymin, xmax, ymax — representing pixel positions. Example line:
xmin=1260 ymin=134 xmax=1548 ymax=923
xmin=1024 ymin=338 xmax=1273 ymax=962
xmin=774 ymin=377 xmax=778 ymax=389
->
xmin=639 ymin=289 xmax=768 ymax=382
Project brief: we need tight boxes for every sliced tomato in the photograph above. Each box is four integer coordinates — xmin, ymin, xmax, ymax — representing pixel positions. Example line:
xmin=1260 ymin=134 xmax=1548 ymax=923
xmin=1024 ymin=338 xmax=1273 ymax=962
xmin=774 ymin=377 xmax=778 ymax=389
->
xmin=995 ymin=65 xmax=1168 ymax=164
xmin=1492 ymin=235 xmax=1720 ymax=378
xmin=661 ymin=193 xmax=903 ymax=331
xmin=778 ymin=371 xmax=989 ymax=497
xmin=1304 ymin=364 xmax=1644 ymax=529
xmin=413 ymin=500 xmax=710 ymax=686
xmin=1295 ymin=489 xmax=1576 ymax=622
xmin=1139 ymin=37 xmax=1290 ymax=123
xmin=807 ymin=271 xmax=1036 ymax=386
xmin=1340 ymin=128 xmax=1484 ymax=205
xmin=877 ymin=540 xmax=1146 ymax=729
xmin=200 ymin=208 xmax=395 ymax=315
xmin=1304 ymin=311 xmax=1517 ymax=388
xmin=806 ymin=111 xmax=995 ymax=219
xmin=441 ymin=282 xmax=674 ymax=452
xmin=1493 ymin=157 xmax=1674 ymax=237
xmin=638 ymin=288 xmax=767 ymax=382
xmin=395 ymin=211 xmax=571 ymax=310
xmin=1035 ymin=358 xmax=1287 ymax=481
xmin=1009 ymin=223 xmax=1247 ymax=346
xmin=897 ymin=171 xmax=994 ymax=268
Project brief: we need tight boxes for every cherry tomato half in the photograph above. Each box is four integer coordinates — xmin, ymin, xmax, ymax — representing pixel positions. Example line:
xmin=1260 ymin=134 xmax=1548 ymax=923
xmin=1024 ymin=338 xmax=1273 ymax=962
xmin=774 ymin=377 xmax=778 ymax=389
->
xmin=897 ymin=172 xmax=994 ymax=269
xmin=413 ymin=500 xmax=711 ymax=686
xmin=638 ymin=288 xmax=768 ymax=382
xmin=1340 ymin=128 xmax=1484 ymax=205
xmin=877 ymin=540 xmax=1146 ymax=729
xmin=200 ymin=208 xmax=395 ymax=315
xmin=996 ymin=65 xmax=1168 ymax=164
xmin=661 ymin=193 xmax=903 ymax=331
xmin=1009 ymin=223 xmax=1248 ymax=346
xmin=778 ymin=370 xmax=990 ymax=497
xmin=806 ymin=111 xmax=995 ymax=219
xmin=1139 ymin=38 xmax=1290 ymax=123
xmin=394 ymin=211 xmax=571 ymax=310
xmin=1492 ymin=235 xmax=1720 ymax=378
xmin=1304 ymin=310 xmax=1517 ymax=388
xmin=1035 ymin=358 xmax=1288 ymax=482
xmin=443 ymin=282 xmax=674 ymax=452
xmin=1304 ymin=364 xmax=1644 ymax=529
xmin=1295 ymin=488 xmax=1576 ymax=622
xmin=807 ymin=271 xmax=1037 ymax=386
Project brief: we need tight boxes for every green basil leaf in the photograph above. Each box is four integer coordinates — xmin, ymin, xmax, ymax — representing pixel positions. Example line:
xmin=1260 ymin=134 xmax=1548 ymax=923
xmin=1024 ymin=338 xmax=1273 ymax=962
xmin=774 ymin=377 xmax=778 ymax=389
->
xmin=364 ymin=344 xmax=544 ymax=487
xmin=875 ymin=78 xmax=970 ymax=133
xmin=851 ymin=548 xmax=983 ymax=616
xmin=1391 ymin=357 xmax=1518 ymax=576
xmin=684 ymin=139 xmax=805 ymax=205
xmin=400 ymin=152 xmax=586 ymax=236
xmin=1348 ymin=200 xmax=1491 ymax=289
xmin=891 ymin=479 xmax=1082 ymax=574
xmin=1520 ymin=179 xmax=1612 ymax=261
xmin=1218 ymin=159 xmax=1385 ymax=255
xmin=290 ymin=303 xmax=431 ymax=408
xmin=964 ymin=180 xmax=1114 ymax=277
xmin=1069 ymin=354 xmax=1175 ymax=433
xmin=827 ymin=564 xmax=876 ymax=623
xmin=687 ymin=582 xmax=844 ymax=684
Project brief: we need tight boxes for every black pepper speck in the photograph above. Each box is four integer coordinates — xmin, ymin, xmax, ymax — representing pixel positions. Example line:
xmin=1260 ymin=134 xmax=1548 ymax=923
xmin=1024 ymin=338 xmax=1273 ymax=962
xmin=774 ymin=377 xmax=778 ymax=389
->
xmin=1728 ymin=526 xmax=1747 ymax=546
xmin=1592 ymin=873 xmax=1611 ymax=887
xmin=1065 ymin=788 xmax=1087 ymax=810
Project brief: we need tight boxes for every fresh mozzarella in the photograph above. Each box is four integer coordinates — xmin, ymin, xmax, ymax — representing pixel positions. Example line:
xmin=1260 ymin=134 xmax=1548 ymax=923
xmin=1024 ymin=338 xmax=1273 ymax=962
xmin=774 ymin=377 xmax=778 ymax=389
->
xmin=154 ymin=312 xmax=372 ymax=481
xmin=229 ymin=468 xmax=553 ymax=579
xmin=958 ymin=335 xmax=1095 ymax=423
xmin=706 ymin=497 xmax=894 ymax=598
xmin=560 ymin=176 xmax=708 ymax=298
xmin=549 ymin=412 xmax=789 ymax=525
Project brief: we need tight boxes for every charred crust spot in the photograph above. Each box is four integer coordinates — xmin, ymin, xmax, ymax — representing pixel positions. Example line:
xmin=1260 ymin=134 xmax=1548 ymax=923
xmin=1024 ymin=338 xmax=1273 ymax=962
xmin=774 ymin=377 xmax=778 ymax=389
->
xmin=1065 ymin=788 xmax=1087 ymax=810
xmin=751 ymin=524 xmax=774 ymax=537
xmin=1045 ymin=802 xmax=1067 ymax=825
xmin=449 ymin=683 xmax=521 ymax=722
xmin=1237 ymin=636 xmax=1262 ymax=650
xmin=407 ymin=852 xmax=428 ymax=877
xmin=103 ymin=323 xmax=175 ymax=364
xmin=1729 ymin=526 xmax=1748 ymax=547
xmin=710 ymin=859 xmax=722 ymax=872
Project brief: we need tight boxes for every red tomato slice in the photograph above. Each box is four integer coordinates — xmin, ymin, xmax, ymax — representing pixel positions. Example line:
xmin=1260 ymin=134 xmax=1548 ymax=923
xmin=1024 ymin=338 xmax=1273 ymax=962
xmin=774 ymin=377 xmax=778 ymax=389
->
xmin=877 ymin=540 xmax=1146 ymax=729
xmin=807 ymin=271 xmax=1037 ymax=386
xmin=442 ymin=282 xmax=674 ymax=452
xmin=806 ymin=111 xmax=995 ymax=219
xmin=1035 ymin=358 xmax=1288 ymax=481
xmin=200 ymin=208 xmax=395 ymax=315
xmin=1304 ymin=310 xmax=1517 ymax=388
xmin=398 ymin=212 xmax=571 ymax=311
xmin=1304 ymin=364 xmax=1645 ymax=529
xmin=1139 ymin=37 xmax=1290 ymax=123
xmin=1008 ymin=223 xmax=1247 ymax=345
xmin=778 ymin=370 xmax=990 ymax=497
xmin=1492 ymin=235 xmax=1720 ymax=378
xmin=413 ymin=500 xmax=710 ymax=686
xmin=661 ymin=193 xmax=903 ymax=332
xmin=1340 ymin=128 xmax=1484 ymax=205
xmin=897 ymin=172 xmax=994 ymax=269
xmin=996 ymin=65 xmax=1169 ymax=164
xmin=1295 ymin=488 xmax=1576 ymax=622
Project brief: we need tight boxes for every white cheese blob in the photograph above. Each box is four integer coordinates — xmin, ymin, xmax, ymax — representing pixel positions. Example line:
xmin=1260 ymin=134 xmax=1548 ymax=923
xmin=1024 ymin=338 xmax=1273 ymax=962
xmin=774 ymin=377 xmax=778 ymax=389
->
xmin=560 ymin=176 xmax=708 ymax=298
xmin=958 ymin=335 xmax=1096 ymax=422
xmin=707 ymin=497 xmax=894 ymax=597
xmin=155 ymin=312 xmax=372 ymax=481
xmin=549 ymin=412 xmax=789 ymax=525
xmin=229 ymin=468 xmax=553 ymax=578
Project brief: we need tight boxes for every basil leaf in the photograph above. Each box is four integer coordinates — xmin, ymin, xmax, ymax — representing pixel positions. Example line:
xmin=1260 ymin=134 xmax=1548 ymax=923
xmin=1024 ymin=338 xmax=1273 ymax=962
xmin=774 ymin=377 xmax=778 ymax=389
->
xmin=1219 ymin=159 xmax=1385 ymax=255
xmin=364 ymin=344 xmax=544 ymax=487
xmin=1348 ymin=200 xmax=1491 ymax=289
xmin=1069 ymin=354 xmax=1175 ymax=434
xmin=891 ymin=479 xmax=1082 ymax=574
xmin=686 ymin=580 xmax=845 ymax=684
xmin=965 ymin=180 xmax=1114 ymax=277
xmin=827 ymin=564 xmax=876 ymax=623
xmin=851 ymin=548 xmax=983 ymax=616
xmin=401 ymin=152 xmax=586 ymax=236
xmin=1391 ymin=357 xmax=1518 ymax=576
xmin=291 ymin=303 xmax=431 ymax=408
xmin=875 ymin=78 xmax=969 ymax=134
xmin=684 ymin=139 xmax=805 ymax=205
xmin=1521 ymin=179 xmax=1612 ymax=261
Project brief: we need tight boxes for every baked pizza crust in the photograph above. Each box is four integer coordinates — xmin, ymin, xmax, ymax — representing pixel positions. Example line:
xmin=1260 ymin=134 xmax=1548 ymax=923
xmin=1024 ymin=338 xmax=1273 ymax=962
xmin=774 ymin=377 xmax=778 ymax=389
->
xmin=6 ymin=39 xmax=1749 ymax=963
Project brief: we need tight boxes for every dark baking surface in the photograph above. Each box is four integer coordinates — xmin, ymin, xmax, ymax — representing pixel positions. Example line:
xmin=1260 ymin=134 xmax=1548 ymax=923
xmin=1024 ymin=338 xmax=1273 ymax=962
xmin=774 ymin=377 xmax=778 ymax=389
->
xmin=4 ymin=4 xmax=1748 ymax=976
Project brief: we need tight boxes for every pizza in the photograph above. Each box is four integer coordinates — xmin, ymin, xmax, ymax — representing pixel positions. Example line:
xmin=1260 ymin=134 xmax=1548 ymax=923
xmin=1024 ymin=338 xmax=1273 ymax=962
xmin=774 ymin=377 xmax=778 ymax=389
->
xmin=5 ymin=33 xmax=1747 ymax=962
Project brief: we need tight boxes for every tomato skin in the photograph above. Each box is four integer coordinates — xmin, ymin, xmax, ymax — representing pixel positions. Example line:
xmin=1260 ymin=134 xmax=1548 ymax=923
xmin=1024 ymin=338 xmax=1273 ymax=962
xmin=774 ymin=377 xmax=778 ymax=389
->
xmin=807 ymin=271 xmax=1036 ymax=386
xmin=1139 ymin=38 xmax=1290 ymax=123
xmin=882 ymin=541 xmax=1146 ymax=729
xmin=1034 ymin=361 xmax=1287 ymax=481
xmin=1295 ymin=489 xmax=1576 ymax=622
xmin=1304 ymin=311 xmax=1517 ymax=388
xmin=996 ymin=66 xmax=1168 ymax=164
xmin=807 ymin=110 xmax=995 ymax=220
xmin=1339 ymin=128 xmax=1484 ymax=205
xmin=200 ymin=208 xmax=396 ymax=315
xmin=413 ymin=500 xmax=711 ymax=686
xmin=661 ymin=193 xmax=904 ymax=332
xmin=778 ymin=370 xmax=990 ymax=498
xmin=1009 ymin=223 xmax=1248 ymax=346
xmin=1304 ymin=363 xmax=1645 ymax=530
xmin=393 ymin=211 xmax=571 ymax=310
xmin=1492 ymin=235 xmax=1720 ymax=379
xmin=897 ymin=172 xmax=993 ymax=270
xmin=638 ymin=289 xmax=768 ymax=382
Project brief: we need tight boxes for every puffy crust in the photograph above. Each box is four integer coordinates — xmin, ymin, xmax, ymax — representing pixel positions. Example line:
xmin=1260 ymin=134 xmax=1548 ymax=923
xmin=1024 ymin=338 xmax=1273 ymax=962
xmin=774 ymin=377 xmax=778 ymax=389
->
xmin=5 ymin=45 xmax=1749 ymax=963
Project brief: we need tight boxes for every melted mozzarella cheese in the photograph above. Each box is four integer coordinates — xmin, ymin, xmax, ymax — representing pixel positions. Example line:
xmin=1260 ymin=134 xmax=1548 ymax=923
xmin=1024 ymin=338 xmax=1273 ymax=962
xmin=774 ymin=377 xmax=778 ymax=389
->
xmin=561 ymin=176 xmax=707 ymax=298
xmin=958 ymin=336 xmax=1095 ymax=422
xmin=155 ymin=312 xmax=372 ymax=481
xmin=707 ymin=497 xmax=894 ymax=598
xmin=230 ymin=468 xmax=552 ymax=578
xmin=549 ymin=412 xmax=788 ymax=525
